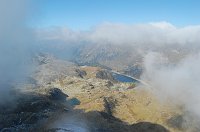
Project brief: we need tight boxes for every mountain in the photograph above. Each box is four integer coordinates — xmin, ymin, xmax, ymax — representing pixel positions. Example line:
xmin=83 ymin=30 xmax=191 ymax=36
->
xmin=1 ymin=55 xmax=199 ymax=132
xmin=73 ymin=43 xmax=193 ymax=79
xmin=74 ymin=43 xmax=144 ymax=78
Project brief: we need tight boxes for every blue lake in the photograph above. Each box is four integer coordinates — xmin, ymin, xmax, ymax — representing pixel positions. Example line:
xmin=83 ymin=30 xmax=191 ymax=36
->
xmin=112 ymin=72 xmax=138 ymax=83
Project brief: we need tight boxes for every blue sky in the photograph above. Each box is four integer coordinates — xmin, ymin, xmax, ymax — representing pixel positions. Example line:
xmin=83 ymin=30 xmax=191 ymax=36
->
xmin=32 ymin=0 xmax=200 ymax=30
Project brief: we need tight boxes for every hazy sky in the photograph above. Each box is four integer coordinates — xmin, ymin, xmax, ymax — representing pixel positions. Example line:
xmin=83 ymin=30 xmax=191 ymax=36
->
xmin=32 ymin=0 xmax=200 ymax=30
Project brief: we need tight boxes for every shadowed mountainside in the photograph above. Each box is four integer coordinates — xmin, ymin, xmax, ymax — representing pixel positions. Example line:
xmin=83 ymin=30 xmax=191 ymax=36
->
xmin=0 ymin=87 xmax=169 ymax=132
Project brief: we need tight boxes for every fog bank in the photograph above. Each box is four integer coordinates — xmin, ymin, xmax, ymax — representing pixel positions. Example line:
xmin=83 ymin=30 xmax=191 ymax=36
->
xmin=142 ymin=52 xmax=200 ymax=119
xmin=38 ymin=22 xmax=200 ymax=48
xmin=0 ymin=0 xmax=35 ymax=104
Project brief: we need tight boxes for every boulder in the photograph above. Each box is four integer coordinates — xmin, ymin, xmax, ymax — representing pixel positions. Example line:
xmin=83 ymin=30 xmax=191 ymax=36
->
xmin=96 ymin=70 xmax=115 ymax=82
xmin=105 ymin=81 xmax=114 ymax=87
xmin=75 ymin=69 xmax=87 ymax=78
xmin=47 ymin=88 xmax=68 ymax=101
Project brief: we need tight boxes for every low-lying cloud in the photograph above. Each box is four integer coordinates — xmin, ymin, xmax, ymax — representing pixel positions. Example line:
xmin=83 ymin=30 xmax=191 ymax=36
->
xmin=38 ymin=21 xmax=200 ymax=48
xmin=142 ymin=52 xmax=200 ymax=122
xmin=0 ymin=0 xmax=35 ymax=104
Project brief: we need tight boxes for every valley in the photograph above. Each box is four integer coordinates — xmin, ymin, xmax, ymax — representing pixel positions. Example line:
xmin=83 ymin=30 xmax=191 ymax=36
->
xmin=1 ymin=55 xmax=198 ymax=132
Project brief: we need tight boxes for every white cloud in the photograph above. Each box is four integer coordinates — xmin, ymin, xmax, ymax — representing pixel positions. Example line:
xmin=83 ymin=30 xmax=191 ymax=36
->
xmin=142 ymin=52 xmax=200 ymax=121
xmin=38 ymin=22 xmax=200 ymax=48
xmin=0 ymin=0 xmax=35 ymax=104
xmin=149 ymin=21 xmax=176 ymax=30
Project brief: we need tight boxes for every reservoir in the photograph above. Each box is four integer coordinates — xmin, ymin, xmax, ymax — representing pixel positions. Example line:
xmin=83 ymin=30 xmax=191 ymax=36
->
xmin=112 ymin=72 xmax=139 ymax=83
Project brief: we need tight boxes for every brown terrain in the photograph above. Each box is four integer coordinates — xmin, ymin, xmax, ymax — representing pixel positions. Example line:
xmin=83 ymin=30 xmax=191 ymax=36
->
xmin=0 ymin=56 xmax=199 ymax=132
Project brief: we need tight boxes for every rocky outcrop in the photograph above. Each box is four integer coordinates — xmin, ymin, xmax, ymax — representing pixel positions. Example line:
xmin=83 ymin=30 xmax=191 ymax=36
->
xmin=47 ymin=88 xmax=68 ymax=101
xmin=167 ymin=114 xmax=200 ymax=131
xmin=123 ymin=65 xmax=143 ymax=79
xmin=33 ymin=53 xmax=84 ymax=86
xmin=96 ymin=70 xmax=115 ymax=82
xmin=130 ymin=122 xmax=169 ymax=132
xmin=75 ymin=69 xmax=87 ymax=78
xmin=105 ymin=81 xmax=114 ymax=87
xmin=0 ymin=88 xmax=69 ymax=131
xmin=103 ymin=97 xmax=117 ymax=116
xmin=167 ymin=115 xmax=185 ymax=130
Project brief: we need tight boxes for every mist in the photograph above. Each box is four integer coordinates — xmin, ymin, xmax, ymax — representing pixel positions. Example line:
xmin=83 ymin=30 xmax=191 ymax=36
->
xmin=0 ymin=0 xmax=35 ymax=104
xmin=38 ymin=22 xmax=200 ymax=47
xmin=141 ymin=52 xmax=200 ymax=126
xmin=37 ymin=22 xmax=200 ymax=64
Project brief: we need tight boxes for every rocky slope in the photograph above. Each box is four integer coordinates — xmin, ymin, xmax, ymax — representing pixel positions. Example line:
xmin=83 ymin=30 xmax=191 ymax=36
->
xmin=73 ymin=43 xmax=197 ymax=79
xmin=1 ymin=56 xmax=199 ymax=132
xmin=74 ymin=44 xmax=143 ymax=78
